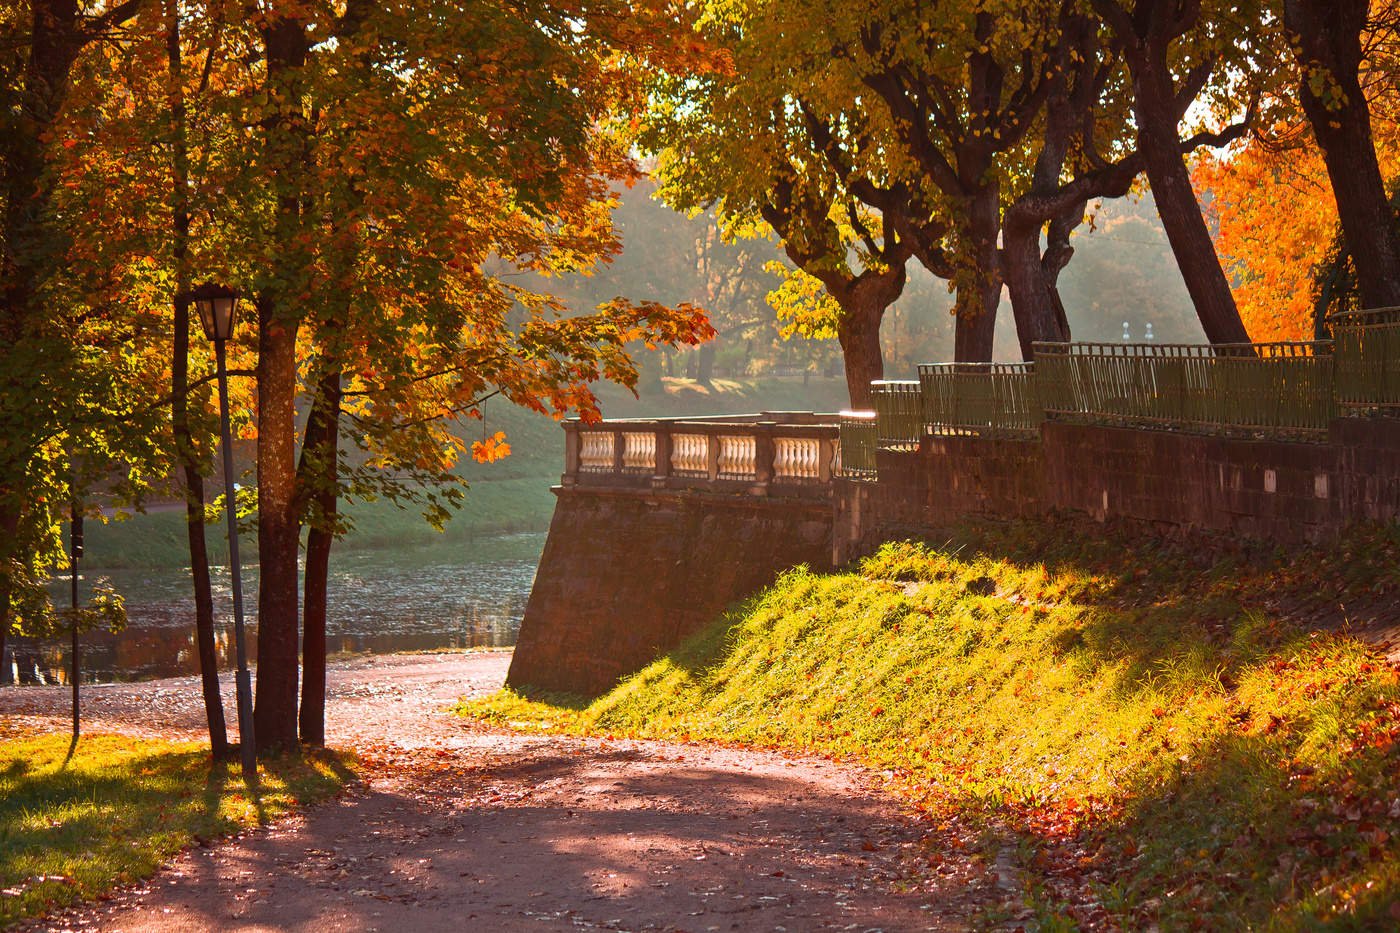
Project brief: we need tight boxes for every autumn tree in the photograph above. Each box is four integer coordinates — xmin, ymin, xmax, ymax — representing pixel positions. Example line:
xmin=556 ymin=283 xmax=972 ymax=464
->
xmin=1195 ymin=136 xmax=1339 ymax=340
xmin=20 ymin=0 xmax=712 ymax=754
xmin=143 ymin=2 xmax=709 ymax=748
xmin=1196 ymin=2 xmax=1400 ymax=337
xmin=655 ymin=1 xmax=1125 ymax=368
xmin=46 ymin=1 xmax=253 ymax=754
xmin=1088 ymin=0 xmax=1267 ymax=344
xmin=1284 ymin=0 xmax=1400 ymax=309
xmin=0 ymin=0 xmax=175 ymax=674
xmin=842 ymin=4 xmax=1069 ymax=361
xmin=644 ymin=3 xmax=940 ymax=404
xmin=996 ymin=11 xmax=1139 ymax=357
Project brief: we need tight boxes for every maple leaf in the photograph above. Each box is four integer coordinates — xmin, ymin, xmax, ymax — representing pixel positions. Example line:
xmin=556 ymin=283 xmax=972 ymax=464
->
xmin=470 ymin=431 xmax=512 ymax=464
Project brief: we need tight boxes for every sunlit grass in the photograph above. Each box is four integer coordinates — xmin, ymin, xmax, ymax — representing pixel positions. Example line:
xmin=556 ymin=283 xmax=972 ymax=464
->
xmin=464 ymin=520 xmax=1400 ymax=929
xmin=0 ymin=733 xmax=354 ymax=928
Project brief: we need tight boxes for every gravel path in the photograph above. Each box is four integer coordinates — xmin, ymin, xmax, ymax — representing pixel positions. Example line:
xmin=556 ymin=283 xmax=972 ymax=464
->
xmin=1 ymin=652 xmax=1011 ymax=932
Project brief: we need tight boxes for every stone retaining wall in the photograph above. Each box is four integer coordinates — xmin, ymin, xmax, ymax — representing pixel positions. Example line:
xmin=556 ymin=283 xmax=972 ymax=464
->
xmin=866 ymin=418 xmax=1400 ymax=545
xmin=506 ymin=486 xmax=833 ymax=696
xmin=872 ymin=435 xmax=1047 ymax=530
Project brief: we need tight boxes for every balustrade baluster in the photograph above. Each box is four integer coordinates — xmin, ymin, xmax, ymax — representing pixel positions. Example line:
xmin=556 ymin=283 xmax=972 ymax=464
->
xmin=578 ymin=430 xmax=615 ymax=473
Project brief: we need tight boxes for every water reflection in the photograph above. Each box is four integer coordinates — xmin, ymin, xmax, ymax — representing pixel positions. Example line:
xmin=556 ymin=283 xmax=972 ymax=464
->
xmin=3 ymin=533 xmax=542 ymax=685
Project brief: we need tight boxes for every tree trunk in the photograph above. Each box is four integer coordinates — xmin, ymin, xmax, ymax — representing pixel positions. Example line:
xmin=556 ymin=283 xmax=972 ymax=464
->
xmin=831 ymin=265 xmax=905 ymax=408
xmin=1134 ymin=67 xmax=1250 ymax=344
xmin=953 ymin=185 xmax=1001 ymax=362
xmin=1043 ymin=207 xmax=1080 ymax=340
xmin=1001 ymin=216 xmax=1070 ymax=360
xmin=953 ymin=289 xmax=998 ymax=362
xmin=0 ymin=503 xmax=16 ymax=685
xmin=1286 ymin=0 xmax=1400 ymax=309
xmin=696 ymin=342 xmax=716 ymax=387
xmin=252 ymin=301 xmax=302 ymax=752
xmin=0 ymin=586 xmax=9 ymax=686
xmin=173 ymin=299 xmax=228 ymax=758
xmin=253 ymin=17 xmax=311 ymax=753
xmin=837 ymin=298 xmax=884 ymax=409
xmin=299 ymin=527 xmax=331 ymax=744
xmin=298 ymin=371 xmax=341 ymax=746
xmin=165 ymin=2 xmax=228 ymax=760
xmin=1001 ymin=67 xmax=1097 ymax=360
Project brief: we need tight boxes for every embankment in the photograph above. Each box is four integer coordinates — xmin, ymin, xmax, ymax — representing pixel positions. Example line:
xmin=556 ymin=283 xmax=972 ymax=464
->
xmin=471 ymin=518 xmax=1400 ymax=930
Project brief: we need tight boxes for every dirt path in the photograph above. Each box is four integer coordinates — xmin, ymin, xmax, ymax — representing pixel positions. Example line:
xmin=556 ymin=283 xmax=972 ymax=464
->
xmin=1 ymin=652 xmax=1012 ymax=932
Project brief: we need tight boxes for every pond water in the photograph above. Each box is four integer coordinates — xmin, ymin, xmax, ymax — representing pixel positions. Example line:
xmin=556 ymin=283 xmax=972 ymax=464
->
xmin=2 ymin=532 xmax=544 ymax=686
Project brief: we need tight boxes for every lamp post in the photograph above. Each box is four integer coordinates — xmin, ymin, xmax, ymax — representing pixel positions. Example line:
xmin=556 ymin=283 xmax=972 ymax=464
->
xmin=187 ymin=282 xmax=257 ymax=782
xmin=70 ymin=497 xmax=82 ymax=746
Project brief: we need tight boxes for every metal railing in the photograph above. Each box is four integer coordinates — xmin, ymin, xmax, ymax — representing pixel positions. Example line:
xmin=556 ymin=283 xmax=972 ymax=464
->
xmin=1033 ymin=340 xmax=1336 ymax=438
xmin=564 ymin=314 xmax=1398 ymax=496
xmin=918 ymin=362 xmax=1041 ymax=437
xmin=837 ymin=411 xmax=878 ymax=479
xmin=871 ymin=380 xmax=923 ymax=448
xmin=1331 ymin=306 xmax=1400 ymax=412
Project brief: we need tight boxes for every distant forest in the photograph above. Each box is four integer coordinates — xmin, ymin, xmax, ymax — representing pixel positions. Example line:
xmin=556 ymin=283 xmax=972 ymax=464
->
xmin=547 ymin=179 xmax=1207 ymax=383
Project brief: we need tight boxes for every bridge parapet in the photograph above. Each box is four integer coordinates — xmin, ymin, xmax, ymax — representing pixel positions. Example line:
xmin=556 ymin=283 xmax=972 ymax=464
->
xmin=562 ymin=413 xmax=840 ymax=498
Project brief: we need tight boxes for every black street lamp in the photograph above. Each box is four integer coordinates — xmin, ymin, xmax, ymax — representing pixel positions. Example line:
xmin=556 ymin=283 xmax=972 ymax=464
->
xmin=186 ymin=282 xmax=257 ymax=782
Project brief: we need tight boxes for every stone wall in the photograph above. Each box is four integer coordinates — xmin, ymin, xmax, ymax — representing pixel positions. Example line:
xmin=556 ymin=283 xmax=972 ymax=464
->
xmin=865 ymin=418 xmax=1400 ymax=544
xmin=1332 ymin=417 xmax=1400 ymax=526
xmin=872 ymin=436 xmax=1046 ymax=531
xmin=506 ymin=486 xmax=833 ymax=696
xmin=1042 ymin=422 xmax=1338 ymax=540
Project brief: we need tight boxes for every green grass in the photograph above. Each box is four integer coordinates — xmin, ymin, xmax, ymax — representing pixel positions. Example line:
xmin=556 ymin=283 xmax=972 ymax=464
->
xmin=464 ymin=519 xmax=1400 ymax=930
xmin=0 ymin=732 xmax=354 ymax=928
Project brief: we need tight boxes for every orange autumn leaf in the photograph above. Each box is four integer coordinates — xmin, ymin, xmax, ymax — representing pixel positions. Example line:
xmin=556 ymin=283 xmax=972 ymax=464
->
xmin=471 ymin=431 xmax=512 ymax=464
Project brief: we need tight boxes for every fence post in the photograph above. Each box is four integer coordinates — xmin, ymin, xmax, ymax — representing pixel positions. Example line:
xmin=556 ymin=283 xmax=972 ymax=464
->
xmin=652 ymin=423 xmax=672 ymax=490
xmin=753 ymin=424 xmax=775 ymax=496
xmin=706 ymin=428 xmax=720 ymax=481
xmin=562 ymin=422 xmax=580 ymax=486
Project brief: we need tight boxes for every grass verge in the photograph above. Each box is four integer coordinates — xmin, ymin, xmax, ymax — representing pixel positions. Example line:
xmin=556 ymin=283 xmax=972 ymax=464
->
xmin=0 ymin=733 xmax=353 ymax=928
xmin=464 ymin=519 xmax=1400 ymax=930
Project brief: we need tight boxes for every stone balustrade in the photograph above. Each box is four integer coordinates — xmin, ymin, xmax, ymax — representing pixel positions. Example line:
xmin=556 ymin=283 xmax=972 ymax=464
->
xmin=562 ymin=412 xmax=840 ymax=498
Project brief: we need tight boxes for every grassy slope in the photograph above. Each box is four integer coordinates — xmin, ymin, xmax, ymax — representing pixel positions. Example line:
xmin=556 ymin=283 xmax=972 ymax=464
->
xmin=467 ymin=519 xmax=1400 ymax=930
xmin=0 ymin=733 xmax=352 ymax=927
xmin=86 ymin=375 xmax=851 ymax=570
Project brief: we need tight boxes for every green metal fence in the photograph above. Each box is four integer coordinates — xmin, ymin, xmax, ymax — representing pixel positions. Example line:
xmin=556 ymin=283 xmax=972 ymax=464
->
xmin=1032 ymin=341 xmax=1336 ymax=438
xmin=837 ymin=411 xmax=878 ymax=479
xmin=871 ymin=380 xmax=923 ymax=448
xmin=1332 ymin=306 xmax=1400 ymax=412
xmin=917 ymin=362 xmax=1041 ymax=436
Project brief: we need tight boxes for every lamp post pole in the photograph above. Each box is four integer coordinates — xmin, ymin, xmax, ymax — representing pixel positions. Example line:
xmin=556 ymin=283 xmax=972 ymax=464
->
xmin=70 ymin=499 xmax=82 ymax=745
xmin=187 ymin=282 xmax=257 ymax=782
xmin=213 ymin=333 xmax=257 ymax=783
